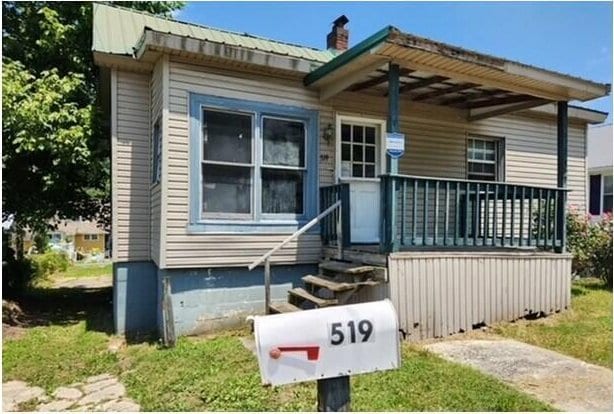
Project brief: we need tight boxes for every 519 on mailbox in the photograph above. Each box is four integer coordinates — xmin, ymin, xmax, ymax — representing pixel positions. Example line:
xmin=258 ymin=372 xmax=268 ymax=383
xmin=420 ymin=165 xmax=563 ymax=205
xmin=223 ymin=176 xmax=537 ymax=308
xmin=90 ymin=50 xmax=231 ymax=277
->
xmin=329 ymin=319 xmax=374 ymax=345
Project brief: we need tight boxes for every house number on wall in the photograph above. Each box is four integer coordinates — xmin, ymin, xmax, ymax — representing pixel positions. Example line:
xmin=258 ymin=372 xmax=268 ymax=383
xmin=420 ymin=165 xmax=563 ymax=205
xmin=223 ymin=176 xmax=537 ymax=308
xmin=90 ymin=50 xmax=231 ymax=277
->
xmin=329 ymin=319 xmax=374 ymax=346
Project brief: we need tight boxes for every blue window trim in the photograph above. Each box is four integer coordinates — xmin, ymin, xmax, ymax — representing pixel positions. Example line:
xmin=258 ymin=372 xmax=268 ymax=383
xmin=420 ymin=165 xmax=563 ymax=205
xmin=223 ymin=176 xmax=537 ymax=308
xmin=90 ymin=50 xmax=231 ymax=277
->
xmin=188 ymin=93 xmax=319 ymax=234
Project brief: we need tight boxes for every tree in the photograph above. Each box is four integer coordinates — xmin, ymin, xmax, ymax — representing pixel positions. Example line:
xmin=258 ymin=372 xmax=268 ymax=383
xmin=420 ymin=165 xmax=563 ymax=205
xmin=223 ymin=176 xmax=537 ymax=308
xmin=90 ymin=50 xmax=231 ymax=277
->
xmin=2 ymin=1 xmax=185 ymax=232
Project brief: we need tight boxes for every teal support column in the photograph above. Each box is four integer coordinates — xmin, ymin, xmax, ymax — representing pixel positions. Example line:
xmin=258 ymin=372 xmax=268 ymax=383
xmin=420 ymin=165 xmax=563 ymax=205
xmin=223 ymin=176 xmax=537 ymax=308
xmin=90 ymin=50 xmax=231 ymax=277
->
xmin=387 ymin=63 xmax=400 ymax=174
xmin=556 ymin=101 xmax=568 ymax=253
xmin=382 ymin=63 xmax=401 ymax=252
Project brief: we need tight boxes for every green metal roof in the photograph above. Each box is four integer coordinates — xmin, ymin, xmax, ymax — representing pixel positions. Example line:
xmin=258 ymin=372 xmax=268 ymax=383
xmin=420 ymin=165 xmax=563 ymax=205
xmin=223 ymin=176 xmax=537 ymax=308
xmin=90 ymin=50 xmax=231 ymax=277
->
xmin=92 ymin=3 xmax=336 ymax=63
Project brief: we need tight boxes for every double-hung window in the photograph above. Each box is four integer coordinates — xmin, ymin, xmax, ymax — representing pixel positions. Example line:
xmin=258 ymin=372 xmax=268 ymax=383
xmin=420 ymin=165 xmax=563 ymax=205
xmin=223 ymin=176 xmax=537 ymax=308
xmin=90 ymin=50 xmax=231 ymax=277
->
xmin=201 ymin=109 xmax=253 ymax=217
xmin=190 ymin=94 xmax=318 ymax=232
xmin=467 ymin=136 xmax=503 ymax=181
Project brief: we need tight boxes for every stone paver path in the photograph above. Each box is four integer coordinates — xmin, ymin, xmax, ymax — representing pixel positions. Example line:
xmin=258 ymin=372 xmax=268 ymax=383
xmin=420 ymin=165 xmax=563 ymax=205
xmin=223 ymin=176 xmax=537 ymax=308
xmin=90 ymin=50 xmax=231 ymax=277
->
xmin=2 ymin=374 xmax=140 ymax=412
xmin=425 ymin=339 xmax=613 ymax=412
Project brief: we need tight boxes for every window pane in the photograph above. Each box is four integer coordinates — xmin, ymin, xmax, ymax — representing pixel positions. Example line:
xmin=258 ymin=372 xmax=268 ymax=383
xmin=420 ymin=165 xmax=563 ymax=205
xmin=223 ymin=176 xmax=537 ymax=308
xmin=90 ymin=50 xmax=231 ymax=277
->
xmin=341 ymin=143 xmax=351 ymax=161
xmin=203 ymin=110 xmax=252 ymax=163
xmin=202 ymin=164 xmax=251 ymax=214
xmin=604 ymin=175 xmax=613 ymax=194
xmin=365 ymin=146 xmax=375 ymax=163
xmin=484 ymin=149 xmax=496 ymax=161
xmin=341 ymin=124 xmax=351 ymax=142
xmin=352 ymin=125 xmax=363 ymax=143
xmin=365 ymin=164 xmax=375 ymax=178
xmin=603 ymin=195 xmax=613 ymax=213
xmin=484 ymin=141 xmax=495 ymax=151
xmin=365 ymin=127 xmax=376 ymax=144
xmin=262 ymin=169 xmax=303 ymax=214
xmin=352 ymin=163 xmax=363 ymax=177
xmin=263 ymin=117 xmax=305 ymax=167
xmin=353 ymin=144 xmax=363 ymax=162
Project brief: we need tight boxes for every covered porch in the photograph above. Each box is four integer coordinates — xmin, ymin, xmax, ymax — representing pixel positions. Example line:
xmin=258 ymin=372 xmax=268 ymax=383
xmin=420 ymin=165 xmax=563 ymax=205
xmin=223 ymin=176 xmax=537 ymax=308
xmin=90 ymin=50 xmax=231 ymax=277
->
xmin=308 ymin=26 xmax=609 ymax=255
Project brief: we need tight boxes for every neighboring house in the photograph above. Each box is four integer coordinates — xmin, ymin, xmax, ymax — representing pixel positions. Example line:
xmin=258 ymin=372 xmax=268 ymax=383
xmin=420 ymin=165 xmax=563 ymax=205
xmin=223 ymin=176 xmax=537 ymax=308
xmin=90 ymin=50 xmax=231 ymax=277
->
xmin=24 ymin=219 xmax=108 ymax=257
xmin=587 ymin=124 xmax=613 ymax=217
xmin=92 ymin=4 xmax=610 ymax=338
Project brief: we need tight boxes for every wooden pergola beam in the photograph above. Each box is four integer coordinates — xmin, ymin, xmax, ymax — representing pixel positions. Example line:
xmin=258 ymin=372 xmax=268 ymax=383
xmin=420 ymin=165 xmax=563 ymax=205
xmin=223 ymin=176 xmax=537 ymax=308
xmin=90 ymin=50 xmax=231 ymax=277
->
xmin=350 ymin=68 xmax=413 ymax=92
xmin=398 ymin=75 xmax=448 ymax=94
xmin=467 ymin=98 xmax=550 ymax=121
xmin=411 ymin=82 xmax=479 ymax=102
xmin=464 ymin=94 xmax=539 ymax=109
xmin=319 ymin=58 xmax=388 ymax=101
xmin=439 ymin=89 xmax=507 ymax=106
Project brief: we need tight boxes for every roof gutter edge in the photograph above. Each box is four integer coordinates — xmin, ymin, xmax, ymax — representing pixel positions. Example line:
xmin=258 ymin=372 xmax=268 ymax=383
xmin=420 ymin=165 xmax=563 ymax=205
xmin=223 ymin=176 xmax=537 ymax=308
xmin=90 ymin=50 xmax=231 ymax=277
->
xmin=304 ymin=26 xmax=394 ymax=86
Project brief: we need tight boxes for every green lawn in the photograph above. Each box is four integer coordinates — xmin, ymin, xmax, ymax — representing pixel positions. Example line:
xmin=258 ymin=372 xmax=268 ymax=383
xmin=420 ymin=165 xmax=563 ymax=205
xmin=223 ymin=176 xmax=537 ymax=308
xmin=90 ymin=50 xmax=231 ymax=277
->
xmin=53 ymin=262 xmax=112 ymax=280
xmin=4 ymin=317 xmax=552 ymax=411
xmin=493 ymin=278 xmax=613 ymax=368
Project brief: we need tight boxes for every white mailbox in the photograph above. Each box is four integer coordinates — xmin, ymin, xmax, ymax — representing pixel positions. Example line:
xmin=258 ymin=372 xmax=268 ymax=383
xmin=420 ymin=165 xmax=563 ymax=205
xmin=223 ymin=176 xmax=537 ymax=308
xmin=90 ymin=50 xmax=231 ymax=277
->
xmin=253 ymin=299 xmax=400 ymax=386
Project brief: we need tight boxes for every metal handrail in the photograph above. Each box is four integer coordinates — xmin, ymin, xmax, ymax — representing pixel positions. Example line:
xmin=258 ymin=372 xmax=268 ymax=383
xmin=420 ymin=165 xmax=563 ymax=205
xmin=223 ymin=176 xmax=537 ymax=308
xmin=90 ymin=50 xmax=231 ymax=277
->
xmin=248 ymin=200 xmax=341 ymax=271
xmin=247 ymin=200 xmax=343 ymax=314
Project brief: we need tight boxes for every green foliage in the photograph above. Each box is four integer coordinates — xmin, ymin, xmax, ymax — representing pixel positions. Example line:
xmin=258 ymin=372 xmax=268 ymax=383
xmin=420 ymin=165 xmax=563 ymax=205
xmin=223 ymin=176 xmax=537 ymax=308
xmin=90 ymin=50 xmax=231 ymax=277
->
xmin=2 ymin=1 xmax=184 ymax=231
xmin=566 ymin=208 xmax=613 ymax=288
xmin=30 ymin=251 xmax=71 ymax=281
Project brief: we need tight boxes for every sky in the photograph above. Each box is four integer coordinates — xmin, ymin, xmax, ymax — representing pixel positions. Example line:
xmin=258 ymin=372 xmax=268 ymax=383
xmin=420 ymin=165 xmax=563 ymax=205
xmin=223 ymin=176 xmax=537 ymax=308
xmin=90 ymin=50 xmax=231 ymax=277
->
xmin=177 ymin=1 xmax=613 ymax=122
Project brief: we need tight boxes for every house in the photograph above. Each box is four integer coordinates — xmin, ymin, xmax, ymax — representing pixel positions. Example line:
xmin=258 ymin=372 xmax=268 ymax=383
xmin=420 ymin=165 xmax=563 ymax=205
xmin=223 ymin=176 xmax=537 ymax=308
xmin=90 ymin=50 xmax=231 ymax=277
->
xmin=587 ymin=124 xmax=612 ymax=218
xmin=92 ymin=4 xmax=610 ymax=339
xmin=23 ymin=219 xmax=108 ymax=258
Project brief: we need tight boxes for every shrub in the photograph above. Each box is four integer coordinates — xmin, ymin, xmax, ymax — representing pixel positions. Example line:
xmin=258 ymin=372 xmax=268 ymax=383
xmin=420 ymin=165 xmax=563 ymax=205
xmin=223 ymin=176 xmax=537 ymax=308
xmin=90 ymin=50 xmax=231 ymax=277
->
xmin=2 ymin=236 xmax=35 ymax=297
xmin=566 ymin=208 xmax=612 ymax=288
xmin=30 ymin=250 xmax=70 ymax=281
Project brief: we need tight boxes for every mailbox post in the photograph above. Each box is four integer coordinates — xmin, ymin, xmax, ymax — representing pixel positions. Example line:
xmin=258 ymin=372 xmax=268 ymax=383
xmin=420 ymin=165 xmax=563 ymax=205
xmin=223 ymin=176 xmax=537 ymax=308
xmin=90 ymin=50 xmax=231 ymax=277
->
xmin=253 ymin=299 xmax=401 ymax=411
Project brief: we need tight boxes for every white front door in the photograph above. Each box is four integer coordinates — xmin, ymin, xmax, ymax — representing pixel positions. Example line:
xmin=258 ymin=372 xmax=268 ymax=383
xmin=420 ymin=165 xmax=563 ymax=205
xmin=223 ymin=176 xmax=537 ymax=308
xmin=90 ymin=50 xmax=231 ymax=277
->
xmin=336 ymin=117 xmax=386 ymax=244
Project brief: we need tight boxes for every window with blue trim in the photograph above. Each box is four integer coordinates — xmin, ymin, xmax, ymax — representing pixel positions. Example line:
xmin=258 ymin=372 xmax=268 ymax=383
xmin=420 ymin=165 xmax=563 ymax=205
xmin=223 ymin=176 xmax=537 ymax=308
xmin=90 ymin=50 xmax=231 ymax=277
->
xmin=189 ymin=93 xmax=319 ymax=233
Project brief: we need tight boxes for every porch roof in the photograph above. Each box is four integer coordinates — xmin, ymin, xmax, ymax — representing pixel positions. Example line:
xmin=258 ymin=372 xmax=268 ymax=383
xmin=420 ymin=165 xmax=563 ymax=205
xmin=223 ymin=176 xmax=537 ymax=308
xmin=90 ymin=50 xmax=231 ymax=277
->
xmin=304 ymin=26 xmax=610 ymax=120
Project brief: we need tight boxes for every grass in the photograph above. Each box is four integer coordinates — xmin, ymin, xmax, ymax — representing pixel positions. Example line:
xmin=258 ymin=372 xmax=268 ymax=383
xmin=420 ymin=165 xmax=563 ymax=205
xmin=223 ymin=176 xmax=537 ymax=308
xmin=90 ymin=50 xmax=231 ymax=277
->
xmin=493 ymin=278 xmax=613 ymax=368
xmin=53 ymin=262 xmax=112 ymax=280
xmin=4 ymin=313 xmax=552 ymax=412
xmin=2 ymin=322 xmax=119 ymax=392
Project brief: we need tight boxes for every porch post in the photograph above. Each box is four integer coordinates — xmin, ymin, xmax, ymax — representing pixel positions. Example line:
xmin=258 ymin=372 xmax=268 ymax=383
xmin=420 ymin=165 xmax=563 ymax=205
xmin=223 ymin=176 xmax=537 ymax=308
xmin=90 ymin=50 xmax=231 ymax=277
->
xmin=556 ymin=101 xmax=568 ymax=253
xmin=381 ymin=62 xmax=401 ymax=252
xmin=387 ymin=63 xmax=400 ymax=174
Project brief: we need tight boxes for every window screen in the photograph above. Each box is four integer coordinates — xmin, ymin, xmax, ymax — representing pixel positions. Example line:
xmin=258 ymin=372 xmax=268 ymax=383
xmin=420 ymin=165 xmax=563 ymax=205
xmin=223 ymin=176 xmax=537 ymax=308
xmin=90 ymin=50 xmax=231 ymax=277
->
xmin=261 ymin=117 xmax=306 ymax=214
xmin=201 ymin=109 xmax=253 ymax=216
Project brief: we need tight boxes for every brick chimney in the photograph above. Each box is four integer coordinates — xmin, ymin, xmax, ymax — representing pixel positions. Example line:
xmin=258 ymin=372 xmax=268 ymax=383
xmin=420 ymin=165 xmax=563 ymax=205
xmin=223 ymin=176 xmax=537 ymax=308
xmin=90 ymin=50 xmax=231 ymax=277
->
xmin=327 ymin=15 xmax=349 ymax=52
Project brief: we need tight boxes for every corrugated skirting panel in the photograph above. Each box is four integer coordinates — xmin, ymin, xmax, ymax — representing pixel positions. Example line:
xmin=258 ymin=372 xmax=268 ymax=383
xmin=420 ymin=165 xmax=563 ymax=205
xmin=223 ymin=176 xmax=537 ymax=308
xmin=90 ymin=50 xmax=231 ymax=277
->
xmin=388 ymin=253 xmax=572 ymax=341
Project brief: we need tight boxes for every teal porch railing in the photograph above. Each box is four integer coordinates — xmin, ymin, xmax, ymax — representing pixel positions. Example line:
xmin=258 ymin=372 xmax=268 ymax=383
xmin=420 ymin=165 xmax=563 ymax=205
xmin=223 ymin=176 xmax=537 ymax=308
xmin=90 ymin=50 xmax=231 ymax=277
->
xmin=380 ymin=174 xmax=568 ymax=253
xmin=320 ymin=183 xmax=351 ymax=249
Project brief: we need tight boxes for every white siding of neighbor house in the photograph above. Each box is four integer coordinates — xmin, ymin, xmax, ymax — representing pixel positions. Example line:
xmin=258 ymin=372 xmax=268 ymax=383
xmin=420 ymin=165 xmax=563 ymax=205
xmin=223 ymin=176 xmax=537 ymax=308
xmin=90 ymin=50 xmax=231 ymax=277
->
xmin=112 ymin=57 xmax=587 ymax=268
xmin=112 ymin=70 xmax=151 ymax=262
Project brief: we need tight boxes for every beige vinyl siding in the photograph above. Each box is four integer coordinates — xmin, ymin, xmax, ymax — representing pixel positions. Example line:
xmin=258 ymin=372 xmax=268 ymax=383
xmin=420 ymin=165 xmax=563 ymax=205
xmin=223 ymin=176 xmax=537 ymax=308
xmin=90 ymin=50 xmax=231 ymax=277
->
xmin=157 ymin=59 xmax=586 ymax=269
xmin=149 ymin=59 xmax=163 ymax=266
xmin=388 ymin=252 xmax=572 ymax=340
xmin=112 ymin=70 xmax=151 ymax=262
xmin=327 ymin=92 xmax=586 ymax=209
xmin=164 ymin=58 xmax=332 ymax=268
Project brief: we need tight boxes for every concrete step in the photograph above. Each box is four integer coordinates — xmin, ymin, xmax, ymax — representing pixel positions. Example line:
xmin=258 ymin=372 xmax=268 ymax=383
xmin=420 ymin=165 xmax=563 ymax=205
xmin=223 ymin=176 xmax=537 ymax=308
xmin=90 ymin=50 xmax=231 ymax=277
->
xmin=288 ymin=287 xmax=338 ymax=307
xmin=268 ymin=302 xmax=302 ymax=314
xmin=302 ymin=274 xmax=380 ymax=292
